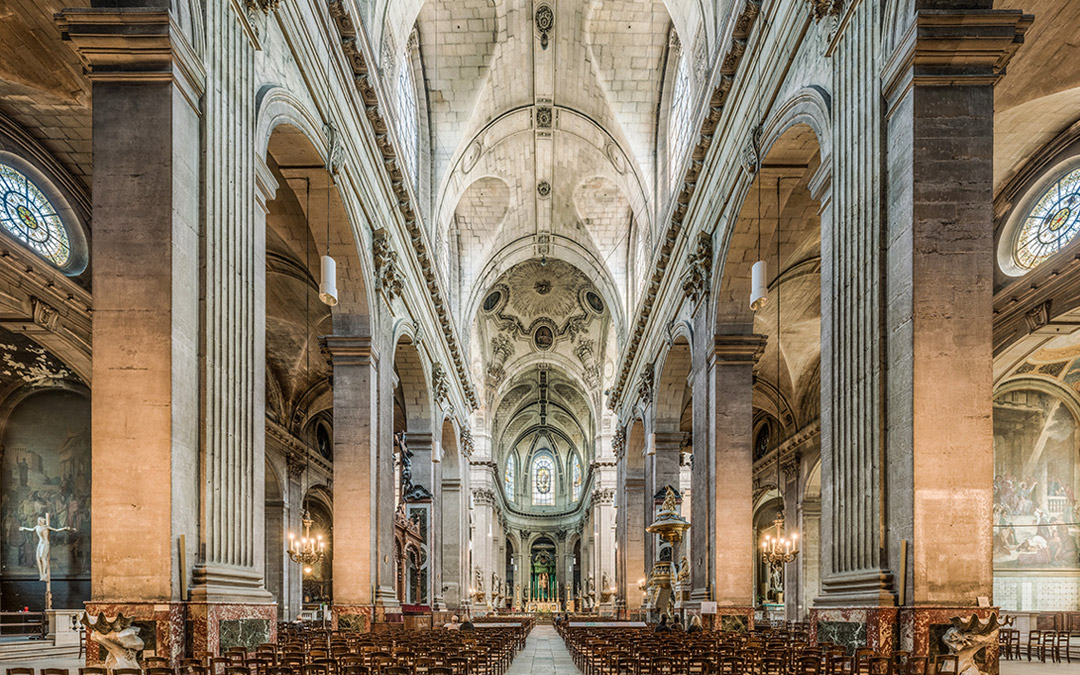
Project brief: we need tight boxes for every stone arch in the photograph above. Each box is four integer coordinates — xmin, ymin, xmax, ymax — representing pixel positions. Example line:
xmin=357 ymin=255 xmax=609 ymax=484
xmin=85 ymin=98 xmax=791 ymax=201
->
xmin=654 ymin=336 xmax=693 ymax=432
xmin=393 ymin=336 xmax=434 ymax=435
xmin=257 ymin=85 xmax=374 ymax=324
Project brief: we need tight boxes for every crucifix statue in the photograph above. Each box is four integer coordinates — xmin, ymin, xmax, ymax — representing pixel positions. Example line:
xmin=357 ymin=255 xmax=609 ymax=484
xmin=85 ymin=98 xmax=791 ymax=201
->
xmin=19 ymin=513 xmax=74 ymax=610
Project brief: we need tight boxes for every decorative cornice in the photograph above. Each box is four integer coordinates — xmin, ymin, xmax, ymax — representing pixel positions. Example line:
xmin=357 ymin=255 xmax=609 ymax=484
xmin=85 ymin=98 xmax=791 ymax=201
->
xmin=607 ymin=0 xmax=762 ymax=410
xmin=55 ymin=8 xmax=205 ymax=111
xmin=806 ymin=0 xmax=843 ymax=23
xmin=591 ymin=487 xmax=615 ymax=505
xmin=882 ymin=7 xmax=1033 ymax=104
xmin=321 ymin=335 xmax=378 ymax=367
xmin=329 ymin=8 xmax=478 ymax=409
xmin=472 ymin=488 xmax=497 ymax=506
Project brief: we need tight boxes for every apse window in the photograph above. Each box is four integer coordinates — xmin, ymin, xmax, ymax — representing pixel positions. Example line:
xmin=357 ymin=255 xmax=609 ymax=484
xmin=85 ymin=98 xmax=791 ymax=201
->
xmin=0 ymin=163 xmax=73 ymax=269
xmin=1014 ymin=166 xmax=1080 ymax=270
xmin=504 ymin=453 xmax=516 ymax=502
xmin=532 ymin=454 xmax=555 ymax=506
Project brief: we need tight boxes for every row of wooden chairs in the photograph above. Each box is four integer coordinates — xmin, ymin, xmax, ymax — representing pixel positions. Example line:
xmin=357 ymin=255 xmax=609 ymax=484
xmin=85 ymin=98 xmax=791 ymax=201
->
xmin=998 ymin=627 xmax=1079 ymax=663
xmin=558 ymin=626 xmax=964 ymax=675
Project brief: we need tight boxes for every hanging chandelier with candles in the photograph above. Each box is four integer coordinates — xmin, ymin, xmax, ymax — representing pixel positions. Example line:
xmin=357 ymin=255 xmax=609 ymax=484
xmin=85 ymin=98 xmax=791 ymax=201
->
xmin=288 ymin=511 xmax=326 ymax=567
xmin=761 ymin=512 xmax=799 ymax=569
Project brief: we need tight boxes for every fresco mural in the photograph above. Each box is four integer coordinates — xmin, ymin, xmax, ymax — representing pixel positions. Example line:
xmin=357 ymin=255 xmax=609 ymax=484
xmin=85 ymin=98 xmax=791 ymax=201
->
xmin=993 ymin=388 xmax=1079 ymax=571
xmin=1 ymin=389 xmax=91 ymax=609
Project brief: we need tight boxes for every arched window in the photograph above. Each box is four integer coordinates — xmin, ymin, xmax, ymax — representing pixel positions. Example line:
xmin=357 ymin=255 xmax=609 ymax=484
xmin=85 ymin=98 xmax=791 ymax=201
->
xmin=532 ymin=453 xmax=555 ymax=506
xmin=504 ymin=453 xmax=516 ymax=502
xmin=668 ymin=47 xmax=693 ymax=193
xmin=1013 ymin=166 xmax=1080 ymax=270
xmin=396 ymin=51 xmax=420 ymax=188
xmin=0 ymin=162 xmax=72 ymax=268
xmin=571 ymin=454 xmax=583 ymax=502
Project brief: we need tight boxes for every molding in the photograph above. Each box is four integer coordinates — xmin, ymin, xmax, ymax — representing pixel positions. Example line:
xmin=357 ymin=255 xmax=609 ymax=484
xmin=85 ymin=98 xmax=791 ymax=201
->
xmin=882 ymin=7 xmax=1033 ymax=108
xmin=607 ymin=0 xmax=762 ymax=410
xmin=711 ymin=334 xmax=768 ymax=365
xmin=321 ymin=335 xmax=378 ymax=367
xmin=329 ymin=10 xmax=478 ymax=409
xmin=55 ymin=8 xmax=206 ymax=113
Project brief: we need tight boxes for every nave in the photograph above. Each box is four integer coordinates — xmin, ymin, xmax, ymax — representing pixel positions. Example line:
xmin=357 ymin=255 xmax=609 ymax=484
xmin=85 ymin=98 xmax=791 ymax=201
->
xmin=0 ymin=0 xmax=1079 ymax=672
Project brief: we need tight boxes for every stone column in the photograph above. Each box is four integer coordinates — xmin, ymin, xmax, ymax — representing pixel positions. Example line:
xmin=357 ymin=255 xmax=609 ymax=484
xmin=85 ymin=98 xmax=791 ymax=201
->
xmin=325 ymin=335 xmax=380 ymax=630
xmin=696 ymin=335 xmax=766 ymax=630
xmin=811 ymin=1 xmax=1030 ymax=659
xmin=647 ymin=432 xmax=684 ymax=566
xmin=440 ymin=469 xmax=465 ymax=610
xmin=405 ymin=431 xmax=437 ymax=607
xmin=881 ymin=2 xmax=1030 ymax=659
xmin=56 ymin=6 xmax=203 ymax=665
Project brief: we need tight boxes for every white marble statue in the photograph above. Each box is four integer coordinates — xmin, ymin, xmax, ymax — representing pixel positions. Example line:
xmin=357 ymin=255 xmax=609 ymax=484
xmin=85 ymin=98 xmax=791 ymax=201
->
xmin=82 ymin=613 xmax=144 ymax=671
xmin=942 ymin=613 xmax=1009 ymax=675
xmin=19 ymin=514 xmax=74 ymax=582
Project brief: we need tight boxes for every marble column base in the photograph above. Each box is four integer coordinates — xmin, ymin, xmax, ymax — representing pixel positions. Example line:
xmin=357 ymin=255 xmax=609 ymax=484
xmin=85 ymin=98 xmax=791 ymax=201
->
xmin=810 ymin=606 xmax=999 ymax=674
xmin=333 ymin=604 xmax=374 ymax=632
xmin=83 ymin=601 xmax=276 ymax=666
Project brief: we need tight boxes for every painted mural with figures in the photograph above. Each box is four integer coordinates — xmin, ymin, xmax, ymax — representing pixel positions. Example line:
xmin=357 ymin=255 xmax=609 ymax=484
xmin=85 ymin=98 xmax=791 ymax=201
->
xmin=993 ymin=387 xmax=1079 ymax=570
xmin=1 ymin=390 xmax=91 ymax=582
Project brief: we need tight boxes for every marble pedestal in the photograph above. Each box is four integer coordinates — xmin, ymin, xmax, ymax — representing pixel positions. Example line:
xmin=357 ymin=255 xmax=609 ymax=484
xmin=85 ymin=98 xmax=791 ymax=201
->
xmin=810 ymin=607 xmax=1000 ymax=674
xmin=83 ymin=601 xmax=276 ymax=667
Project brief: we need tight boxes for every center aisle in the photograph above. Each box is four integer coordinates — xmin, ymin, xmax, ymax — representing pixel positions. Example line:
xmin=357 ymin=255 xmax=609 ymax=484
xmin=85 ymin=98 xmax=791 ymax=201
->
xmin=506 ymin=624 xmax=581 ymax=674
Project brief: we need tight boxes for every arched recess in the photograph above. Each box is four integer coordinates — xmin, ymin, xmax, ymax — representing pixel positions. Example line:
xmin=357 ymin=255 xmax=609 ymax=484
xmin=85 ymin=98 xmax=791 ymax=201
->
xmin=655 ymin=337 xmax=692 ymax=433
xmin=302 ymin=486 xmax=333 ymax=608
xmin=800 ymin=459 xmax=822 ymax=619
xmin=440 ymin=419 xmax=466 ymax=610
xmin=257 ymin=86 xmax=374 ymax=329
xmin=619 ymin=419 xmax=648 ymax=611
xmin=0 ymin=385 xmax=90 ymax=611
xmin=753 ymin=497 xmax=785 ymax=608
xmin=264 ymin=460 xmax=287 ymax=619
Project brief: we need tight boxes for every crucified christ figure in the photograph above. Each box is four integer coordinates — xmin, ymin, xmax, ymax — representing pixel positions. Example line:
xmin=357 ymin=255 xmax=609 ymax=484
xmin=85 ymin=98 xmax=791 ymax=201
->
xmin=20 ymin=514 xmax=73 ymax=582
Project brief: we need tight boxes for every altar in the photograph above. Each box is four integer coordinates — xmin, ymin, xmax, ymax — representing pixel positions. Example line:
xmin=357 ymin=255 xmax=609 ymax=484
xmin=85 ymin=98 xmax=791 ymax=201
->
xmin=526 ymin=602 xmax=561 ymax=613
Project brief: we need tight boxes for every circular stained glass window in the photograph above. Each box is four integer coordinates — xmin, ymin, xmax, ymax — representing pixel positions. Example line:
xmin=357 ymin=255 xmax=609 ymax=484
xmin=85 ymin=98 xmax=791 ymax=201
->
xmin=483 ymin=290 xmax=502 ymax=312
xmin=1014 ymin=167 xmax=1080 ymax=270
xmin=0 ymin=163 xmax=71 ymax=267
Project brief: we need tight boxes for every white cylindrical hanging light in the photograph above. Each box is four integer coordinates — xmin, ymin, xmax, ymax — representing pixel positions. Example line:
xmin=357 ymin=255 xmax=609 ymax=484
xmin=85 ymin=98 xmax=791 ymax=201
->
xmin=319 ymin=254 xmax=338 ymax=306
xmin=750 ymin=259 xmax=769 ymax=311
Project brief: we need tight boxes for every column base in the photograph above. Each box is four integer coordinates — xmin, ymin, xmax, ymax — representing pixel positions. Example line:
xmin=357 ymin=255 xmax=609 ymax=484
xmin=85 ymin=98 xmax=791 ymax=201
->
xmin=83 ymin=601 xmax=276 ymax=666
xmin=333 ymin=605 xmax=374 ymax=632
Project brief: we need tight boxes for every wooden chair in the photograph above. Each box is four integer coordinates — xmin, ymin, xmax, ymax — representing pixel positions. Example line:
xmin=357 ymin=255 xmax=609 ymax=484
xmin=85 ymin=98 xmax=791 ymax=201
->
xmin=41 ymin=669 xmax=70 ymax=675
xmin=79 ymin=669 xmax=109 ymax=675
xmin=146 ymin=669 xmax=175 ymax=675
xmin=7 ymin=669 xmax=35 ymax=675
xmin=113 ymin=670 xmax=142 ymax=675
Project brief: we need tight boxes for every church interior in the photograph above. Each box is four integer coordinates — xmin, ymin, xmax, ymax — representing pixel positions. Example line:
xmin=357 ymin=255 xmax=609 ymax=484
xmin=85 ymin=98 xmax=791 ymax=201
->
xmin=0 ymin=0 xmax=1078 ymax=673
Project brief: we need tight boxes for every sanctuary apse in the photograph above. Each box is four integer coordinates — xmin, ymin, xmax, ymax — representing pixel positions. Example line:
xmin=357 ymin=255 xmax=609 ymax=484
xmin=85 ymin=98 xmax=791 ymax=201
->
xmin=0 ymin=0 xmax=1077 ymax=670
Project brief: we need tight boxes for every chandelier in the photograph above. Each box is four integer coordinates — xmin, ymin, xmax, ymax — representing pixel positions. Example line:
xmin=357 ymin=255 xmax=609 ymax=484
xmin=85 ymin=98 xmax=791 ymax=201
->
xmin=761 ymin=512 xmax=798 ymax=568
xmin=288 ymin=511 xmax=326 ymax=568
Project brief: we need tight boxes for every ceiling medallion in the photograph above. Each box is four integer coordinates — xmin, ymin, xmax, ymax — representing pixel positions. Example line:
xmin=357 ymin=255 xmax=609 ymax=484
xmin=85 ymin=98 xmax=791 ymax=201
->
xmin=534 ymin=280 xmax=552 ymax=295
xmin=536 ymin=106 xmax=553 ymax=129
xmin=534 ymin=323 xmax=555 ymax=351
xmin=535 ymin=4 xmax=554 ymax=50
xmin=537 ymin=181 xmax=552 ymax=198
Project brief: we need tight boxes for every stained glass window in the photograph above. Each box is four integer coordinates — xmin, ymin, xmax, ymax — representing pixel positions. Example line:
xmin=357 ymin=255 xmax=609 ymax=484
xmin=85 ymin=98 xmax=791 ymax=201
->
xmin=532 ymin=453 xmax=555 ymax=506
xmin=0 ymin=163 xmax=71 ymax=267
xmin=668 ymin=48 xmax=693 ymax=193
xmin=1015 ymin=167 xmax=1080 ymax=270
xmin=571 ymin=454 xmax=582 ymax=502
xmin=504 ymin=453 xmax=516 ymax=502
xmin=396 ymin=54 xmax=420 ymax=188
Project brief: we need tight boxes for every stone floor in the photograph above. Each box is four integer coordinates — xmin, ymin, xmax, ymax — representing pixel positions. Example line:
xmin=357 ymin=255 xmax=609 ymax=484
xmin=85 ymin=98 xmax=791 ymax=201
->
xmin=506 ymin=624 xmax=580 ymax=674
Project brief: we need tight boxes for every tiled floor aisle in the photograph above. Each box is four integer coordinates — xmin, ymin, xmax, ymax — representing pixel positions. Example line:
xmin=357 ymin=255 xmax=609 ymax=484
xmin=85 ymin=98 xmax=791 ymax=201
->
xmin=507 ymin=624 xmax=581 ymax=674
